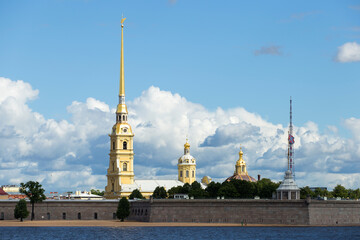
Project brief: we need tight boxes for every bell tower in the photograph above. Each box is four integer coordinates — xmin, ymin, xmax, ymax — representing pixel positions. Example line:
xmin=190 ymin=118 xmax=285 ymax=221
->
xmin=177 ymin=139 xmax=196 ymax=184
xmin=105 ymin=17 xmax=135 ymax=199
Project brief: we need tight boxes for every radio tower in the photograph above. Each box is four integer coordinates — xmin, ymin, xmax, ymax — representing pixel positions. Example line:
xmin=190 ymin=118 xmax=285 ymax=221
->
xmin=288 ymin=97 xmax=295 ymax=179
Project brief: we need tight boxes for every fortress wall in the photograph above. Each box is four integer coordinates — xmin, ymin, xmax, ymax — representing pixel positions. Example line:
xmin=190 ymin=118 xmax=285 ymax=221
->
xmin=0 ymin=200 xmax=118 ymax=220
xmin=308 ymin=200 xmax=360 ymax=225
xmin=130 ymin=199 xmax=310 ymax=225
xmin=1 ymin=199 xmax=360 ymax=225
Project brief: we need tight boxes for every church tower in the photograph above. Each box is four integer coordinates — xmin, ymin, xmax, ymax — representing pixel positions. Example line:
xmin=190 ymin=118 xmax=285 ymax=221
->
xmin=235 ymin=148 xmax=247 ymax=175
xmin=178 ymin=139 xmax=196 ymax=184
xmin=105 ymin=17 xmax=135 ymax=199
xmin=226 ymin=147 xmax=257 ymax=182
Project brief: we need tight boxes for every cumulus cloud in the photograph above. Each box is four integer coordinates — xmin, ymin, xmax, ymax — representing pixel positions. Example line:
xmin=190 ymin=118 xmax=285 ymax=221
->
xmin=254 ymin=45 xmax=282 ymax=56
xmin=1 ymin=77 xmax=360 ymax=192
xmin=335 ymin=42 xmax=360 ymax=62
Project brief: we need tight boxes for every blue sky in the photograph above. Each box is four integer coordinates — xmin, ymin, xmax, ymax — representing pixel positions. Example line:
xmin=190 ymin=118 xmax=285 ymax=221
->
xmin=1 ymin=0 xmax=360 ymax=192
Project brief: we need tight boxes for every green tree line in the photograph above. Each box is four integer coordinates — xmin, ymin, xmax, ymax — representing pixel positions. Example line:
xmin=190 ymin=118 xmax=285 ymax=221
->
xmin=128 ymin=178 xmax=280 ymax=199
xmin=300 ymin=185 xmax=360 ymax=199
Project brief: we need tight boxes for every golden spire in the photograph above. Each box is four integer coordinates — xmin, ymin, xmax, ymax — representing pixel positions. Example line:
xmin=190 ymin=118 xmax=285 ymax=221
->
xmin=119 ymin=17 xmax=126 ymax=97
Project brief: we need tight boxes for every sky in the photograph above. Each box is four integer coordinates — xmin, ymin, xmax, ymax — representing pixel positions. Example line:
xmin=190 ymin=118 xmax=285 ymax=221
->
xmin=0 ymin=0 xmax=360 ymax=192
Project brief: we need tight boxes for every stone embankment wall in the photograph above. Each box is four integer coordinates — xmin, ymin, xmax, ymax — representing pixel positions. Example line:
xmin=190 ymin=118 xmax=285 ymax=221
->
xmin=0 ymin=200 xmax=118 ymax=220
xmin=129 ymin=199 xmax=360 ymax=226
xmin=1 ymin=199 xmax=360 ymax=225
xmin=307 ymin=200 xmax=360 ymax=225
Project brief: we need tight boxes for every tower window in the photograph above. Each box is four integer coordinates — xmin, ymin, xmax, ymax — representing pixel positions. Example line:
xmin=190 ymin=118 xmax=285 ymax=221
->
xmin=192 ymin=171 xmax=194 ymax=178
xmin=180 ymin=171 xmax=183 ymax=177
xmin=242 ymin=166 xmax=245 ymax=172
xmin=112 ymin=183 xmax=114 ymax=192
xmin=123 ymin=163 xmax=127 ymax=171
xmin=123 ymin=115 xmax=125 ymax=121
xmin=186 ymin=170 xmax=189 ymax=178
xmin=112 ymin=162 xmax=114 ymax=171
xmin=112 ymin=142 xmax=115 ymax=150
xmin=123 ymin=141 xmax=127 ymax=149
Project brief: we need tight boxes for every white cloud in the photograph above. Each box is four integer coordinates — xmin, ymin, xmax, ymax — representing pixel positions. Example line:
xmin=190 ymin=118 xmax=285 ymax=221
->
xmin=335 ymin=42 xmax=360 ymax=62
xmin=1 ymin=77 xmax=360 ymax=192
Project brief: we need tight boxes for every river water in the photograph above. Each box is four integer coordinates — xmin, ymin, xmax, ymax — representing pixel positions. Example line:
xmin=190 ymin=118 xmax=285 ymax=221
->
xmin=1 ymin=226 xmax=359 ymax=239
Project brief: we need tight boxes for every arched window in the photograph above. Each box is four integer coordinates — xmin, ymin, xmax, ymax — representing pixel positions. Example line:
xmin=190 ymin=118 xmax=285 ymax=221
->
xmin=186 ymin=170 xmax=189 ymax=178
xmin=94 ymin=213 xmax=98 ymax=220
xmin=123 ymin=115 xmax=125 ymax=121
xmin=112 ymin=142 xmax=115 ymax=150
xmin=123 ymin=163 xmax=128 ymax=171
xmin=112 ymin=183 xmax=114 ymax=192
xmin=192 ymin=171 xmax=194 ymax=178
xmin=180 ymin=171 xmax=183 ymax=177
xmin=241 ymin=166 xmax=245 ymax=172
xmin=123 ymin=141 xmax=127 ymax=149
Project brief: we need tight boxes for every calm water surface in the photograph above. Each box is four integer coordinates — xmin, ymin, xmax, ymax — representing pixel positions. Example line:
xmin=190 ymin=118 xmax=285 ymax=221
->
xmin=1 ymin=226 xmax=359 ymax=240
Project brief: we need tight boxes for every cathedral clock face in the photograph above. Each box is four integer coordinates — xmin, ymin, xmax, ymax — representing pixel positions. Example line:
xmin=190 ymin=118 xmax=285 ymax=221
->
xmin=123 ymin=128 xmax=127 ymax=133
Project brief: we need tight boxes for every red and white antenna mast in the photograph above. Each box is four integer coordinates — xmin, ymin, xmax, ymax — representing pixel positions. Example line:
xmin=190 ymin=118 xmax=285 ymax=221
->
xmin=288 ymin=97 xmax=295 ymax=179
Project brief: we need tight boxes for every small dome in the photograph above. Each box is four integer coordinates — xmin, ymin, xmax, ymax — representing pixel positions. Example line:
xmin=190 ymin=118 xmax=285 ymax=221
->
xmin=226 ymin=174 xmax=257 ymax=182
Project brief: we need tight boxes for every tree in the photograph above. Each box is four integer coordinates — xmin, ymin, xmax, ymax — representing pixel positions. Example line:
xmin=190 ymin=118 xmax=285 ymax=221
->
xmin=230 ymin=179 xmax=256 ymax=198
xmin=256 ymin=178 xmax=280 ymax=199
xmin=218 ymin=182 xmax=239 ymax=198
xmin=20 ymin=181 xmax=46 ymax=220
xmin=188 ymin=181 xmax=207 ymax=198
xmin=129 ymin=189 xmax=144 ymax=199
xmin=205 ymin=182 xmax=222 ymax=198
xmin=116 ymin=197 xmax=130 ymax=221
xmin=300 ymin=186 xmax=315 ymax=199
xmin=348 ymin=188 xmax=360 ymax=200
xmin=14 ymin=199 xmax=29 ymax=222
xmin=153 ymin=187 xmax=167 ymax=199
xmin=167 ymin=186 xmax=183 ymax=198
xmin=332 ymin=184 xmax=348 ymax=199
xmin=180 ymin=183 xmax=191 ymax=194
xmin=91 ymin=189 xmax=105 ymax=196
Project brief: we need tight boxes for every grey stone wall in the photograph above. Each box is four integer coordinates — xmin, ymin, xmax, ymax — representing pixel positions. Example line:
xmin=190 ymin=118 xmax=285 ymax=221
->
xmin=129 ymin=199 xmax=360 ymax=226
xmin=308 ymin=200 xmax=360 ymax=225
xmin=129 ymin=199 xmax=309 ymax=225
xmin=0 ymin=200 xmax=118 ymax=220
xmin=1 ymin=199 xmax=360 ymax=225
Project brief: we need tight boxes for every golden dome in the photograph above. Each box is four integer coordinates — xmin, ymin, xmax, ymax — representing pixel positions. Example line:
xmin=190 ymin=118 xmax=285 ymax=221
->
xmin=184 ymin=139 xmax=190 ymax=149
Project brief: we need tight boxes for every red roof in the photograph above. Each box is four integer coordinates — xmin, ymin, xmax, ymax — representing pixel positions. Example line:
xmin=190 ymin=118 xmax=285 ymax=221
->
xmin=0 ymin=188 xmax=9 ymax=195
